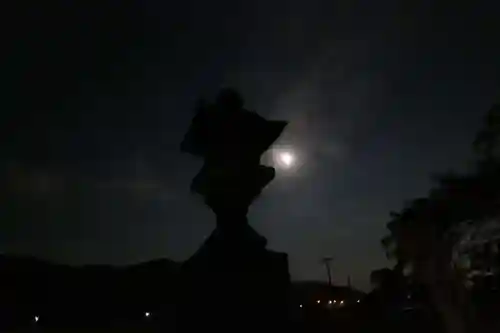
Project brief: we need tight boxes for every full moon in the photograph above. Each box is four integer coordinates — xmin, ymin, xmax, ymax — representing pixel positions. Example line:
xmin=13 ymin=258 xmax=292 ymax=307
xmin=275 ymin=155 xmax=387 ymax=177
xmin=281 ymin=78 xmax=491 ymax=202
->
xmin=268 ymin=147 xmax=299 ymax=172
xmin=278 ymin=151 xmax=295 ymax=168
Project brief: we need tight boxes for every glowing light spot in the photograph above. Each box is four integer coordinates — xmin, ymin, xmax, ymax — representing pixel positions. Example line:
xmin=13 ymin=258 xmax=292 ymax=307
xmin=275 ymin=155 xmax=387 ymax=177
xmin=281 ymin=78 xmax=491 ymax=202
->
xmin=272 ymin=147 xmax=299 ymax=171
xmin=34 ymin=316 xmax=39 ymax=322
xmin=316 ymin=300 xmax=321 ymax=304
xmin=280 ymin=152 xmax=294 ymax=167
xmin=145 ymin=312 xmax=150 ymax=317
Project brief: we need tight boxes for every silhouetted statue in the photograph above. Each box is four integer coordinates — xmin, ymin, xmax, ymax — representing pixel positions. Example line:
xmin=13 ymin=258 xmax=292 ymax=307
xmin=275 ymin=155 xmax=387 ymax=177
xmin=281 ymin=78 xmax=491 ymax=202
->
xmin=181 ymin=88 xmax=287 ymax=231
xmin=177 ymin=89 xmax=290 ymax=332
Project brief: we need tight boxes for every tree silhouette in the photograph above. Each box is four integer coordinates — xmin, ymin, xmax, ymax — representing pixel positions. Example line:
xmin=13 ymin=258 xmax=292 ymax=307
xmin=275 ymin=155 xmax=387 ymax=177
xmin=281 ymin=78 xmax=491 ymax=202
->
xmin=381 ymin=103 xmax=500 ymax=333
xmin=473 ymin=104 xmax=500 ymax=164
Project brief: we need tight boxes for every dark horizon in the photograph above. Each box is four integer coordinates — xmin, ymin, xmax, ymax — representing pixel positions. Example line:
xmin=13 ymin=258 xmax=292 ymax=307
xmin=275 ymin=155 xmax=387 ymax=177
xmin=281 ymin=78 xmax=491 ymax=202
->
xmin=3 ymin=0 xmax=500 ymax=291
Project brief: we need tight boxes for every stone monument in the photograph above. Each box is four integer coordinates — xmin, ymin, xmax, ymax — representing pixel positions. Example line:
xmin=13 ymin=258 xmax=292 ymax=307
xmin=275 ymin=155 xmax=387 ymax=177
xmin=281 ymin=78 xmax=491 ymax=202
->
xmin=176 ymin=89 xmax=291 ymax=331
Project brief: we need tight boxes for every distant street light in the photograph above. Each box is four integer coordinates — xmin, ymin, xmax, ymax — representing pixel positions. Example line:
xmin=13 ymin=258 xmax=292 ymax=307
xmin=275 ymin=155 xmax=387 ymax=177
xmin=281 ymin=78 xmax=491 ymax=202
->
xmin=316 ymin=300 xmax=321 ymax=304
xmin=34 ymin=316 xmax=39 ymax=322
xmin=145 ymin=312 xmax=150 ymax=318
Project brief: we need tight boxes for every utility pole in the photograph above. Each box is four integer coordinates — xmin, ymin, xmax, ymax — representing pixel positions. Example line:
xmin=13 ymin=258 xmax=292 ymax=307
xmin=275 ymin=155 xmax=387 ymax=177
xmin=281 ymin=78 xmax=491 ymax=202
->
xmin=321 ymin=257 xmax=333 ymax=288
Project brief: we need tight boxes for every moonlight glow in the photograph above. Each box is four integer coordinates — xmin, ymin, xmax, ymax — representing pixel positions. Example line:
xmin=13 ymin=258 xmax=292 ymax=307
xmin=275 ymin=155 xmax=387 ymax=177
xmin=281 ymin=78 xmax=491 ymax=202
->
xmin=271 ymin=148 xmax=298 ymax=171
xmin=279 ymin=152 xmax=295 ymax=167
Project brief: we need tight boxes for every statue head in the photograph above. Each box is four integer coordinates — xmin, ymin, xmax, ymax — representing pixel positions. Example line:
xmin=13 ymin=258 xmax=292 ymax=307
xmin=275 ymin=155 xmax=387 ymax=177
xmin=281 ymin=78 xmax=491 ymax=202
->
xmin=215 ymin=88 xmax=244 ymax=112
xmin=182 ymin=90 xmax=287 ymax=230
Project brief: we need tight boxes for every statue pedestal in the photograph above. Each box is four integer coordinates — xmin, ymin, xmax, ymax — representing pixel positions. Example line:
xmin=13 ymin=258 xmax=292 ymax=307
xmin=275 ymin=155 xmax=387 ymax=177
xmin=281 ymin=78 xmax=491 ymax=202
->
xmin=176 ymin=226 xmax=290 ymax=332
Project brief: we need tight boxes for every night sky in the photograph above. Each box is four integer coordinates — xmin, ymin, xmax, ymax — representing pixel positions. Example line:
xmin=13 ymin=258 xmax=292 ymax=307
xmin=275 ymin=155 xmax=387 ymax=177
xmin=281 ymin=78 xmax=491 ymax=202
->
xmin=2 ymin=1 xmax=499 ymax=290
